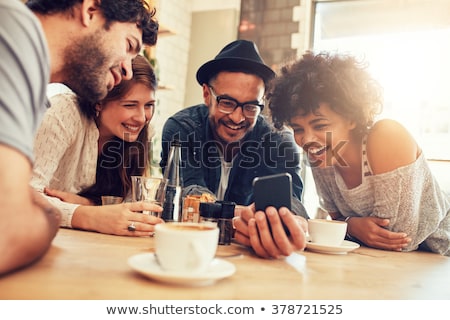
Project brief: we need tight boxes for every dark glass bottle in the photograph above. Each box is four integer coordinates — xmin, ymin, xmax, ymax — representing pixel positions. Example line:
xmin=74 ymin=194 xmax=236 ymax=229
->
xmin=216 ymin=201 xmax=235 ymax=245
xmin=160 ymin=139 xmax=183 ymax=222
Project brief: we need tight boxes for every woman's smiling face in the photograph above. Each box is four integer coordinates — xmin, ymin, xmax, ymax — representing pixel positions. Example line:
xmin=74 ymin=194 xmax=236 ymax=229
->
xmin=288 ymin=103 xmax=355 ymax=168
xmin=96 ymin=82 xmax=155 ymax=142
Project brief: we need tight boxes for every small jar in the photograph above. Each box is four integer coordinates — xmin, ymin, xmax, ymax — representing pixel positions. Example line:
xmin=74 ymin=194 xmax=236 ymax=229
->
xmin=216 ymin=201 xmax=235 ymax=245
xmin=199 ymin=202 xmax=221 ymax=226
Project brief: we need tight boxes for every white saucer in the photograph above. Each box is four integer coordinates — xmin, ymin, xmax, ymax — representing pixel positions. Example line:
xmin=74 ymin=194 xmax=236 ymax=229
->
xmin=128 ymin=253 xmax=236 ymax=286
xmin=306 ymin=240 xmax=360 ymax=254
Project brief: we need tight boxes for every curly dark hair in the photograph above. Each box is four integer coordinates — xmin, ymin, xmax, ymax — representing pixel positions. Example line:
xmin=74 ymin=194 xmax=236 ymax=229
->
xmin=26 ymin=0 xmax=158 ymax=46
xmin=268 ymin=51 xmax=383 ymax=137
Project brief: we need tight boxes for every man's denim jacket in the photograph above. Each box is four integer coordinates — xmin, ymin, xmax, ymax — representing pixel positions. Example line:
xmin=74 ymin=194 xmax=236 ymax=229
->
xmin=160 ymin=104 xmax=308 ymax=218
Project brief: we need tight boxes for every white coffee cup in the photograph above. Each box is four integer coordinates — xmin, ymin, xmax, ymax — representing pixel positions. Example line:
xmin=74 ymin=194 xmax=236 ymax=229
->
xmin=308 ymin=219 xmax=347 ymax=246
xmin=154 ymin=222 xmax=219 ymax=273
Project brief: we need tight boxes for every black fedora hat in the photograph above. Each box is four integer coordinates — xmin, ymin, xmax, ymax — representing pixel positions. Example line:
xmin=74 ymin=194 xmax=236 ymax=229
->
xmin=196 ymin=40 xmax=275 ymax=85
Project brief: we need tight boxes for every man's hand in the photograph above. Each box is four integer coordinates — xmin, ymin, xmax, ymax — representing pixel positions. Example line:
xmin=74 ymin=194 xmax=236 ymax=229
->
xmin=233 ymin=204 xmax=308 ymax=259
xmin=31 ymin=189 xmax=62 ymax=237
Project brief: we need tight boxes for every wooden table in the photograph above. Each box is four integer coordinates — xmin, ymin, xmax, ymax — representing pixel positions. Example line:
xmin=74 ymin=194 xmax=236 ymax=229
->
xmin=1 ymin=228 xmax=449 ymax=299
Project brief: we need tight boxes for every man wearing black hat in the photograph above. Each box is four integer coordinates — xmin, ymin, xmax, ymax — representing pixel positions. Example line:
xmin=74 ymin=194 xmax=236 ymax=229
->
xmin=160 ymin=40 xmax=309 ymax=258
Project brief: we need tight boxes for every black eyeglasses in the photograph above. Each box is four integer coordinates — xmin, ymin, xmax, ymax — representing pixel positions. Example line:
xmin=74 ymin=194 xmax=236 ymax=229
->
xmin=208 ymin=86 xmax=263 ymax=119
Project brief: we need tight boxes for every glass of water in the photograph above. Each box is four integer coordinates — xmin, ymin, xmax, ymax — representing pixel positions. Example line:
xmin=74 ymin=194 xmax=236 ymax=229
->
xmin=131 ymin=176 xmax=163 ymax=217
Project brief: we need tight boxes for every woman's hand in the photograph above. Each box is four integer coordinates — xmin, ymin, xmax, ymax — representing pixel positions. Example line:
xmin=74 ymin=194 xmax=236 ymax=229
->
xmin=44 ymin=187 xmax=94 ymax=206
xmin=347 ymin=216 xmax=411 ymax=251
xmin=71 ymin=201 xmax=164 ymax=237
xmin=233 ymin=204 xmax=308 ymax=259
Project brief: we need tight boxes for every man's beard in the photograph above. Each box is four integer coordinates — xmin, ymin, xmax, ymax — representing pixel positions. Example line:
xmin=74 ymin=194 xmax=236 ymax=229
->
xmin=61 ymin=32 xmax=110 ymax=105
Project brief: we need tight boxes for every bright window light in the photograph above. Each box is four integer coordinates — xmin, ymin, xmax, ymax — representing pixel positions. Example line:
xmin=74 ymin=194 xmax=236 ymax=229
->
xmin=313 ymin=0 xmax=450 ymax=160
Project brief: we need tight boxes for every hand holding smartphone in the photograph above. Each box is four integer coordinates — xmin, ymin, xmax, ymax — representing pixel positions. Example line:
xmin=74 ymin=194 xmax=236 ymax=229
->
xmin=253 ymin=173 xmax=292 ymax=236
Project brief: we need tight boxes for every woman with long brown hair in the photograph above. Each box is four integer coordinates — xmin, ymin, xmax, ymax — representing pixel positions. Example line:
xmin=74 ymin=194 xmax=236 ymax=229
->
xmin=31 ymin=55 xmax=163 ymax=236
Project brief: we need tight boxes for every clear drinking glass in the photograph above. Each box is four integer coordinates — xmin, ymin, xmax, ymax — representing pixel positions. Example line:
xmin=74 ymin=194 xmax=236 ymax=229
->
xmin=101 ymin=196 xmax=123 ymax=205
xmin=131 ymin=176 xmax=163 ymax=217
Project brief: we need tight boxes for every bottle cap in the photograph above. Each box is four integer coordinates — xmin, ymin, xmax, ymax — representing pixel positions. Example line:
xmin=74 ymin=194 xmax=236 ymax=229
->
xmin=171 ymin=137 xmax=181 ymax=147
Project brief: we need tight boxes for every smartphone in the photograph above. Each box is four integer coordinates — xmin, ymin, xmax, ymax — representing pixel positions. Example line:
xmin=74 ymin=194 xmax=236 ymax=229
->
xmin=253 ymin=173 xmax=292 ymax=236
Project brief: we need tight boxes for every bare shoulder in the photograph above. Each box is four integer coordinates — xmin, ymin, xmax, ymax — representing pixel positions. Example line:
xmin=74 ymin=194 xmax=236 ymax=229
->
xmin=366 ymin=119 xmax=419 ymax=174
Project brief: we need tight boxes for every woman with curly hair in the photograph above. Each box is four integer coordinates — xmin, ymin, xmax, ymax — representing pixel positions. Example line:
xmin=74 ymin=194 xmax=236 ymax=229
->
xmin=268 ymin=51 xmax=449 ymax=255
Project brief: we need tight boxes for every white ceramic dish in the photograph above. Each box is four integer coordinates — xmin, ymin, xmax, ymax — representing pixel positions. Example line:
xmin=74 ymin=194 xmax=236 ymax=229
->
xmin=128 ymin=253 xmax=236 ymax=286
xmin=306 ymin=240 xmax=360 ymax=255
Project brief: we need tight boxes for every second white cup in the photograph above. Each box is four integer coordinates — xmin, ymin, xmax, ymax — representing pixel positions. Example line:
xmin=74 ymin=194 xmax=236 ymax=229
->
xmin=308 ymin=219 xmax=347 ymax=246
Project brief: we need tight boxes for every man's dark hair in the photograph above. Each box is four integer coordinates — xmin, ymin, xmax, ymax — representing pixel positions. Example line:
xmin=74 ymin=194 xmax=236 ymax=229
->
xmin=26 ymin=0 xmax=158 ymax=46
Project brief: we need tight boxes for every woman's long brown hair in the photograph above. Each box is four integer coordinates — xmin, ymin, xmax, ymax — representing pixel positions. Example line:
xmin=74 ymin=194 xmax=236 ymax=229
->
xmin=78 ymin=55 xmax=157 ymax=204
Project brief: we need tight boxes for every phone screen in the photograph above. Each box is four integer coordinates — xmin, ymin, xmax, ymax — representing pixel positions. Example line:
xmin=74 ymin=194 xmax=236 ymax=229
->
xmin=253 ymin=173 xmax=292 ymax=211
xmin=253 ymin=173 xmax=292 ymax=236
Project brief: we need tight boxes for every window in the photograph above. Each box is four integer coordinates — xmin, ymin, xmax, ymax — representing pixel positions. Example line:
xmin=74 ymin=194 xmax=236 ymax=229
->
xmin=312 ymin=0 xmax=450 ymax=160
